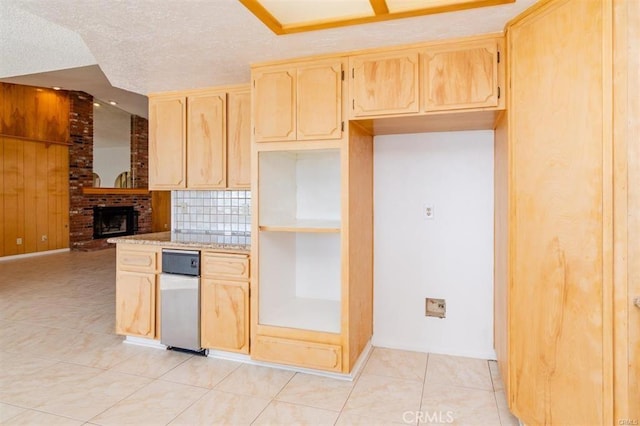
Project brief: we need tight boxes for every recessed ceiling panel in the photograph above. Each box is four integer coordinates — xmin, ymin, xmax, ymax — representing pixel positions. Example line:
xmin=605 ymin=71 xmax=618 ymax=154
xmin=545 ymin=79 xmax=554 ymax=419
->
xmin=259 ymin=0 xmax=374 ymax=25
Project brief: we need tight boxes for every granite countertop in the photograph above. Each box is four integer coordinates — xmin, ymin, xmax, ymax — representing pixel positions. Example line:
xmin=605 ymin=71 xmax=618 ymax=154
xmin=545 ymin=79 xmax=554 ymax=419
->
xmin=107 ymin=231 xmax=251 ymax=254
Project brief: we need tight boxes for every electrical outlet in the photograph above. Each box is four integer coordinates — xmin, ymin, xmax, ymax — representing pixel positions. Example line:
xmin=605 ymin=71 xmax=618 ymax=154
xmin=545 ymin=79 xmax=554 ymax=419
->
xmin=16 ymin=237 xmax=23 ymax=245
xmin=41 ymin=235 xmax=48 ymax=242
xmin=424 ymin=204 xmax=434 ymax=220
xmin=425 ymin=298 xmax=446 ymax=318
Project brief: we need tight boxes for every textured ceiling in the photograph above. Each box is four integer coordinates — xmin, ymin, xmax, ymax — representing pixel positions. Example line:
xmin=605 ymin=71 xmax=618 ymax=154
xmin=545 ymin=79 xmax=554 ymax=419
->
xmin=1 ymin=0 xmax=538 ymax=112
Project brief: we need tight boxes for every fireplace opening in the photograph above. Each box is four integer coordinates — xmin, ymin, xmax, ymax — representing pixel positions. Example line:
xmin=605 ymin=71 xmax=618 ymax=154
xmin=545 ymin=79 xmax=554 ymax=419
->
xmin=93 ymin=206 xmax=137 ymax=239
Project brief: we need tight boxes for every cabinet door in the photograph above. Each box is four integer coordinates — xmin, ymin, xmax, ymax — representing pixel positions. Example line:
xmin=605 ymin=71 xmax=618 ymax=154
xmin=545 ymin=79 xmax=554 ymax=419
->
xmin=350 ymin=51 xmax=419 ymax=117
xmin=115 ymin=271 xmax=156 ymax=338
xmin=201 ymin=279 xmax=249 ymax=353
xmin=506 ymin=0 xmax=605 ymax=424
xmin=227 ymin=89 xmax=251 ymax=188
xmin=253 ymin=68 xmax=296 ymax=142
xmin=187 ymin=92 xmax=226 ymax=188
xmin=423 ymin=40 xmax=499 ymax=112
xmin=148 ymin=96 xmax=186 ymax=189
xmin=297 ymin=60 xmax=343 ymax=140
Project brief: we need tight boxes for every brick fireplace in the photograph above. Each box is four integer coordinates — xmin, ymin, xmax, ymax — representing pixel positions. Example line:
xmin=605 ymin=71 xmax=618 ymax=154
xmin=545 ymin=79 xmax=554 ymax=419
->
xmin=68 ymin=92 xmax=151 ymax=251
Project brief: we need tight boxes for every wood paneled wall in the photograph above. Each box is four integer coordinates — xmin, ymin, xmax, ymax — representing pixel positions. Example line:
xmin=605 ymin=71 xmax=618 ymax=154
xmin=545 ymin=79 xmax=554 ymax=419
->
xmin=1 ymin=83 xmax=70 ymax=144
xmin=1 ymin=83 xmax=71 ymax=257
xmin=1 ymin=137 xmax=70 ymax=256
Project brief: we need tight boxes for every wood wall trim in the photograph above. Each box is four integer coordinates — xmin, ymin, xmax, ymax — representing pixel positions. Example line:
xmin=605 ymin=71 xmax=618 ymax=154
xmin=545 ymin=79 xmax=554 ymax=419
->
xmin=82 ymin=188 xmax=150 ymax=195
xmin=0 ymin=133 xmax=71 ymax=147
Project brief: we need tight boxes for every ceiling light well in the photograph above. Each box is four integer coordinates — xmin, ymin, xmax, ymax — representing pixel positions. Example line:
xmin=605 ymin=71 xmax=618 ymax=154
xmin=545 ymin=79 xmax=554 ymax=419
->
xmin=239 ymin=0 xmax=515 ymax=34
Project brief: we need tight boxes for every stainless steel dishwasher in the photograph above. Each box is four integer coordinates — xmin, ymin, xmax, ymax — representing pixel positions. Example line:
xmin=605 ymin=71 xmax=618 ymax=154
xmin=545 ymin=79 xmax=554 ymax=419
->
xmin=160 ymin=249 xmax=203 ymax=352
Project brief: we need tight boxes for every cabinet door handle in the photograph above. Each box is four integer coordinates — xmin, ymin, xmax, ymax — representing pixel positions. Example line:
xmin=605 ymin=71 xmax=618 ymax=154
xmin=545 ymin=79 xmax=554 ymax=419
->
xmin=634 ymin=297 xmax=640 ymax=309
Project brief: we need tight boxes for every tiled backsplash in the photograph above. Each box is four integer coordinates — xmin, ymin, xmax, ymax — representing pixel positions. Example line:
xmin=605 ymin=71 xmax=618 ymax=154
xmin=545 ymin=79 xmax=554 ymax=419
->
xmin=172 ymin=190 xmax=251 ymax=234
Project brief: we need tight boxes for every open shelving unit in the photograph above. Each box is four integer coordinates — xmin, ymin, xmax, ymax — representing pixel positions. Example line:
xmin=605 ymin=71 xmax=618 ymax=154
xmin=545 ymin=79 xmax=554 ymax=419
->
xmin=251 ymin=122 xmax=373 ymax=374
xmin=257 ymin=148 xmax=342 ymax=333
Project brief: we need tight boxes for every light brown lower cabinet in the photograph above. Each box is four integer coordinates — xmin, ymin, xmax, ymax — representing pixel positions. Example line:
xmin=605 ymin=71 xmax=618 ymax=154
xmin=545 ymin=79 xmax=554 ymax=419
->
xmin=201 ymin=279 xmax=249 ymax=353
xmin=115 ymin=244 xmax=161 ymax=338
xmin=201 ymin=252 xmax=250 ymax=353
xmin=115 ymin=271 xmax=156 ymax=338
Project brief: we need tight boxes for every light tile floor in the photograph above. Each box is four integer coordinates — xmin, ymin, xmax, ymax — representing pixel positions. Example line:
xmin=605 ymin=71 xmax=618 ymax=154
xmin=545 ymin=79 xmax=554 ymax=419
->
xmin=0 ymin=249 xmax=519 ymax=425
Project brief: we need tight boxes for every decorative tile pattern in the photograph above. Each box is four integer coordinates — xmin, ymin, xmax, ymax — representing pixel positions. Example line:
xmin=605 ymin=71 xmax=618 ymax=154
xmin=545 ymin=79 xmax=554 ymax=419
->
xmin=172 ymin=190 xmax=251 ymax=236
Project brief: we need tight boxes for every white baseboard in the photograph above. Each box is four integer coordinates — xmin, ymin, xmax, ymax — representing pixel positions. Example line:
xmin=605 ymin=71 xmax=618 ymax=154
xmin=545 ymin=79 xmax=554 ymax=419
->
xmin=123 ymin=336 xmax=167 ymax=349
xmin=0 ymin=248 xmax=70 ymax=262
xmin=208 ymin=341 xmax=373 ymax=382
xmin=370 ymin=337 xmax=497 ymax=361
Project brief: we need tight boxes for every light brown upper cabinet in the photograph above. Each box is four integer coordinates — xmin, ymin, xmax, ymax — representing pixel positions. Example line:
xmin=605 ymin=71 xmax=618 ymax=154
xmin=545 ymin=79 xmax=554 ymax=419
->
xmin=253 ymin=58 xmax=344 ymax=142
xmin=349 ymin=50 xmax=420 ymax=117
xmin=149 ymin=85 xmax=251 ymax=190
xmin=149 ymin=95 xmax=187 ymax=189
xmin=227 ymin=89 xmax=252 ymax=188
xmin=253 ymin=67 xmax=296 ymax=142
xmin=422 ymin=39 xmax=501 ymax=112
xmin=186 ymin=91 xmax=226 ymax=189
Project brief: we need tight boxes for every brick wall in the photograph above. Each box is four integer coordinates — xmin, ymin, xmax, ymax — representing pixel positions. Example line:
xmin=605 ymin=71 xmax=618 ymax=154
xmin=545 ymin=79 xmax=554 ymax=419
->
xmin=68 ymin=91 xmax=151 ymax=251
xmin=130 ymin=115 xmax=149 ymax=189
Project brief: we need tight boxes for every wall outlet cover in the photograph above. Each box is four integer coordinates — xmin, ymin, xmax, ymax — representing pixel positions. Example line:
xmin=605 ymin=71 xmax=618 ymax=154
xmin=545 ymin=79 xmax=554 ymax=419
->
xmin=425 ymin=298 xmax=446 ymax=318
xmin=424 ymin=204 xmax=435 ymax=220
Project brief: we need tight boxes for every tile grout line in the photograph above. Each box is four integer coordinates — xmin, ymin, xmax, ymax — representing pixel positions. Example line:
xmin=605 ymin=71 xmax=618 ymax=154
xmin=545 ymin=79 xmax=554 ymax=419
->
xmin=330 ymin=348 xmax=377 ymax=426
xmin=247 ymin=370 xmax=298 ymax=425
xmin=416 ymin=352 xmax=430 ymax=426
xmin=5 ymin=406 xmax=87 ymax=424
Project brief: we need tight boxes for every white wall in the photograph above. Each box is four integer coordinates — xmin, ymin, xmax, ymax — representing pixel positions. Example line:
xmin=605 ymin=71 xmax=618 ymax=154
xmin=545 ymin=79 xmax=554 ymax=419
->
xmin=373 ymin=130 xmax=495 ymax=359
xmin=93 ymin=146 xmax=129 ymax=187
xmin=93 ymin=101 xmax=130 ymax=187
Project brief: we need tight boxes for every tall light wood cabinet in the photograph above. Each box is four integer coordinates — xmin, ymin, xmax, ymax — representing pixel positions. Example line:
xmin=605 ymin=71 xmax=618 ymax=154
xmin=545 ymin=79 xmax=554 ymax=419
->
xmin=495 ymin=0 xmax=638 ymax=424
xmin=149 ymin=85 xmax=251 ymax=190
xmin=253 ymin=59 xmax=345 ymax=142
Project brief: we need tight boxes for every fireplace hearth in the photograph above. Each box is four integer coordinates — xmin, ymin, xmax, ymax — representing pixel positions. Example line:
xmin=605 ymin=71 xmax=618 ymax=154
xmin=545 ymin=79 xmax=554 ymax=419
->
xmin=93 ymin=206 xmax=136 ymax=239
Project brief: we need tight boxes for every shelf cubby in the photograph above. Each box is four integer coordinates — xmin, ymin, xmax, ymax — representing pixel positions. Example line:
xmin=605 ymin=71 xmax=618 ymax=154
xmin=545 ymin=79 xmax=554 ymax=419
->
xmin=258 ymin=231 xmax=341 ymax=334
